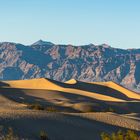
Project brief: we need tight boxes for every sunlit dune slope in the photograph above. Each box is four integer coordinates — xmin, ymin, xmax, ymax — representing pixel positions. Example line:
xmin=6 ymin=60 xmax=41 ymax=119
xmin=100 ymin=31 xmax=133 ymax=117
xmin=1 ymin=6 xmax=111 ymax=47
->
xmin=65 ymin=79 xmax=77 ymax=84
xmin=2 ymin=78 xmax=140 ymax=102
xmin=3 ymin=78 xmax=63 ymax=90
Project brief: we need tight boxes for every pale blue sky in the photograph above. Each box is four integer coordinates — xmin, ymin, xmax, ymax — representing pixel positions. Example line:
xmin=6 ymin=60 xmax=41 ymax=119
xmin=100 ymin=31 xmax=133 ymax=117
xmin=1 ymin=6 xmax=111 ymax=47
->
xmin=0 ymin=0 xmax=140 ymax=48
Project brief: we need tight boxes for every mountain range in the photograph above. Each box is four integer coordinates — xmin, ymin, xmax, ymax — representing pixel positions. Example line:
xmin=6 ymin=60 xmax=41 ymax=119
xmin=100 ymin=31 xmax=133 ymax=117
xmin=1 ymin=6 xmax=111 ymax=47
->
xmin=0 ymin=40 xmax=140 ymax=92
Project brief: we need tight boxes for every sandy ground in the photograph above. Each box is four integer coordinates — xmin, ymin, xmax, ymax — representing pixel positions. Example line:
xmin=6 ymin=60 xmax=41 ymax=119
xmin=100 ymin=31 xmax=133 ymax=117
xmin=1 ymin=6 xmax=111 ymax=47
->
xmin=0 ymin=108 xmax=140 ymax=140
xmin=0 ymin=78 xmax=140 ymax=140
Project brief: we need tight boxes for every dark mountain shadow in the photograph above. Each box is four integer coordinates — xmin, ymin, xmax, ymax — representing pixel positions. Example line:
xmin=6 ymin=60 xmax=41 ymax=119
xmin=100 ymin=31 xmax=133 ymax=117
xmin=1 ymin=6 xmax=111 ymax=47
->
xmin=135 ymin=61 xmax=140 ymax=84
xmin=16 ymin=44 xmax=52 ymax=68
xmin=2 ymin=67 xmax=24 ymax=80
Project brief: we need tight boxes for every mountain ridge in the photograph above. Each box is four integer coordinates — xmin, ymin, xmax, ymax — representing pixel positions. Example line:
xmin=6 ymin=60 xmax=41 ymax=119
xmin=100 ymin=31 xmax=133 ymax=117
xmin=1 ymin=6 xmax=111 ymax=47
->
xmin=0 ymin=40 xmax=140 ymax=92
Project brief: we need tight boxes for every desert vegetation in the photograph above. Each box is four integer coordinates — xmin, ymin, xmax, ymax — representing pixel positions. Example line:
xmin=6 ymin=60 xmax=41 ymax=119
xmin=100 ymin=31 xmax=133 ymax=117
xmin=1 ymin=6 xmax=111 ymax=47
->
xmin=27 ymin=103 xmax=58 ymax=112
xmin=27 ymin=102 xmax=118 ymax=113
xmin=40 ymin=130 xmax=49 ymax=140
xmin=0 ymin=126 xmax=50 ymax=140
xmin=101 ymin=130 xmax=140 ymax=140
xmin=0 ymin=126 xmax=19 ymax=140
xmin=27 ymin=103 xmax=44 ymax=110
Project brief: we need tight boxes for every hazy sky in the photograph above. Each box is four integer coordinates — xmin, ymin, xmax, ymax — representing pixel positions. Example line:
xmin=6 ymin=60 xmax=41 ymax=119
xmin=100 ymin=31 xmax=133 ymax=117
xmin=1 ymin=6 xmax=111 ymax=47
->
xmin=0 ymin=0 xmax=140 ymax=48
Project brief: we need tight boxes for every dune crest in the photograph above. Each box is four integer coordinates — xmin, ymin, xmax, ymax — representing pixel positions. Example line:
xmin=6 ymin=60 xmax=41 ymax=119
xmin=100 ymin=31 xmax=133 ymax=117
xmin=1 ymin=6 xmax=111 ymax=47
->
xmin=3 ymin=78 xmax=63 ymax=90
xmin=65 ymin=79 xmax=77 ymax=84
xmin=1 ymin=78 xmax=140 ymax=102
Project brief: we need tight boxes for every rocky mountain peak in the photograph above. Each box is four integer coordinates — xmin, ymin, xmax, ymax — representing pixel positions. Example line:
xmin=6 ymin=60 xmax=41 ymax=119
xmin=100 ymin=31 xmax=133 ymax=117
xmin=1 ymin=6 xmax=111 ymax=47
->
xmin=32 ymin=39 xmax=54 ymax=46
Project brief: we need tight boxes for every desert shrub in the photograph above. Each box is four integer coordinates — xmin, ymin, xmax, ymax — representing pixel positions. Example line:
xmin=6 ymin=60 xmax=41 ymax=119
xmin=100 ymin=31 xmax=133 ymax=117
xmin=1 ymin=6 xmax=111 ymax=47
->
xmin=27 ymin=103 xmax=44 ymax=110
xmin=108 ymin=107 xmax=114 ymax=112
xmin=101 ymin=132 xmax=110 ymax=140
xmin=102 ymin=107 xmax=116 ymax=113
xmin=1 ymin=127 xmax=19 ymax=140
xmin=73 ymin=103 xmax=94 ymax=112
xmin=45 ymin=106 xmax=57 ymax=112
xmin=125 ymin=130 xmax=139 ymax=140
xmin=101 ymin=130 xmax=139 ymax=140
xmin=27 ymin=103 xmax=59 ymax=112
xmin=40 ymin=130 xmax=49 ymax=140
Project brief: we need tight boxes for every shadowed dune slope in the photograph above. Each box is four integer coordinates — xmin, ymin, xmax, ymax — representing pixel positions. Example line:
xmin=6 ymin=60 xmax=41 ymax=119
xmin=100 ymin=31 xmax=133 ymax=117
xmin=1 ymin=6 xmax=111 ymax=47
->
xmin=90 ymin=81 xmax=140 ymax=100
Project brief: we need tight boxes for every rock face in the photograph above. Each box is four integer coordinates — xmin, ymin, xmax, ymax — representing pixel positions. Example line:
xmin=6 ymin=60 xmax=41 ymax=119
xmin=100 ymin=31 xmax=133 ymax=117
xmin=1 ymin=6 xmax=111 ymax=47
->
xmin=0 ymin=41 xmax=140 ymax=92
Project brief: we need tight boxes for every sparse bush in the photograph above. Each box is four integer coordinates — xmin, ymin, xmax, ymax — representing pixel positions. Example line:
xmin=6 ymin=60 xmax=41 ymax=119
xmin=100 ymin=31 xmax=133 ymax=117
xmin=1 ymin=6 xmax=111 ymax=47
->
xmin=27 ymin=103 xmax=44 ymax=110
xmin=101 ymin=130 xmax=139 ymax=140
xmin=27 ymin=103 xmax=58 ymax=112
xmin=45 ymin=106 xmax=57 ymax=112
xmin=0 ymin=127 xmax=19 ymax=140
xmin=101 ymin=132 xmax=110 ymax=140
xmin=0 ymin=126 xmax=51 ymax=140
xmin=4 ymin=127 xmax=19 ymax=140
xmin=102 ymin=107 xmax=116 ymax=113
xmin=73 ymin=103 xmax=94 ymax=112
xmin=108 ymin=107 xmax=114 ymax=112
xmin=40 ymin=130 xmax=49 ymax=140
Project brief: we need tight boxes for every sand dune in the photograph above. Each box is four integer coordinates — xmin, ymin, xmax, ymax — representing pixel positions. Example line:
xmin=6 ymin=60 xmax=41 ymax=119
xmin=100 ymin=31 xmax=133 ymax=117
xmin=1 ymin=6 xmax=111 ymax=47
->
xmin=2 ymin=78 xmax=127 ymax=102
xmin=2 ymin=78 xmax=140 ymax=102
xmin=0 ymin=78 xmax=140 ymax=139
xmin=1 ymin=78 xmax=140 ymax=113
